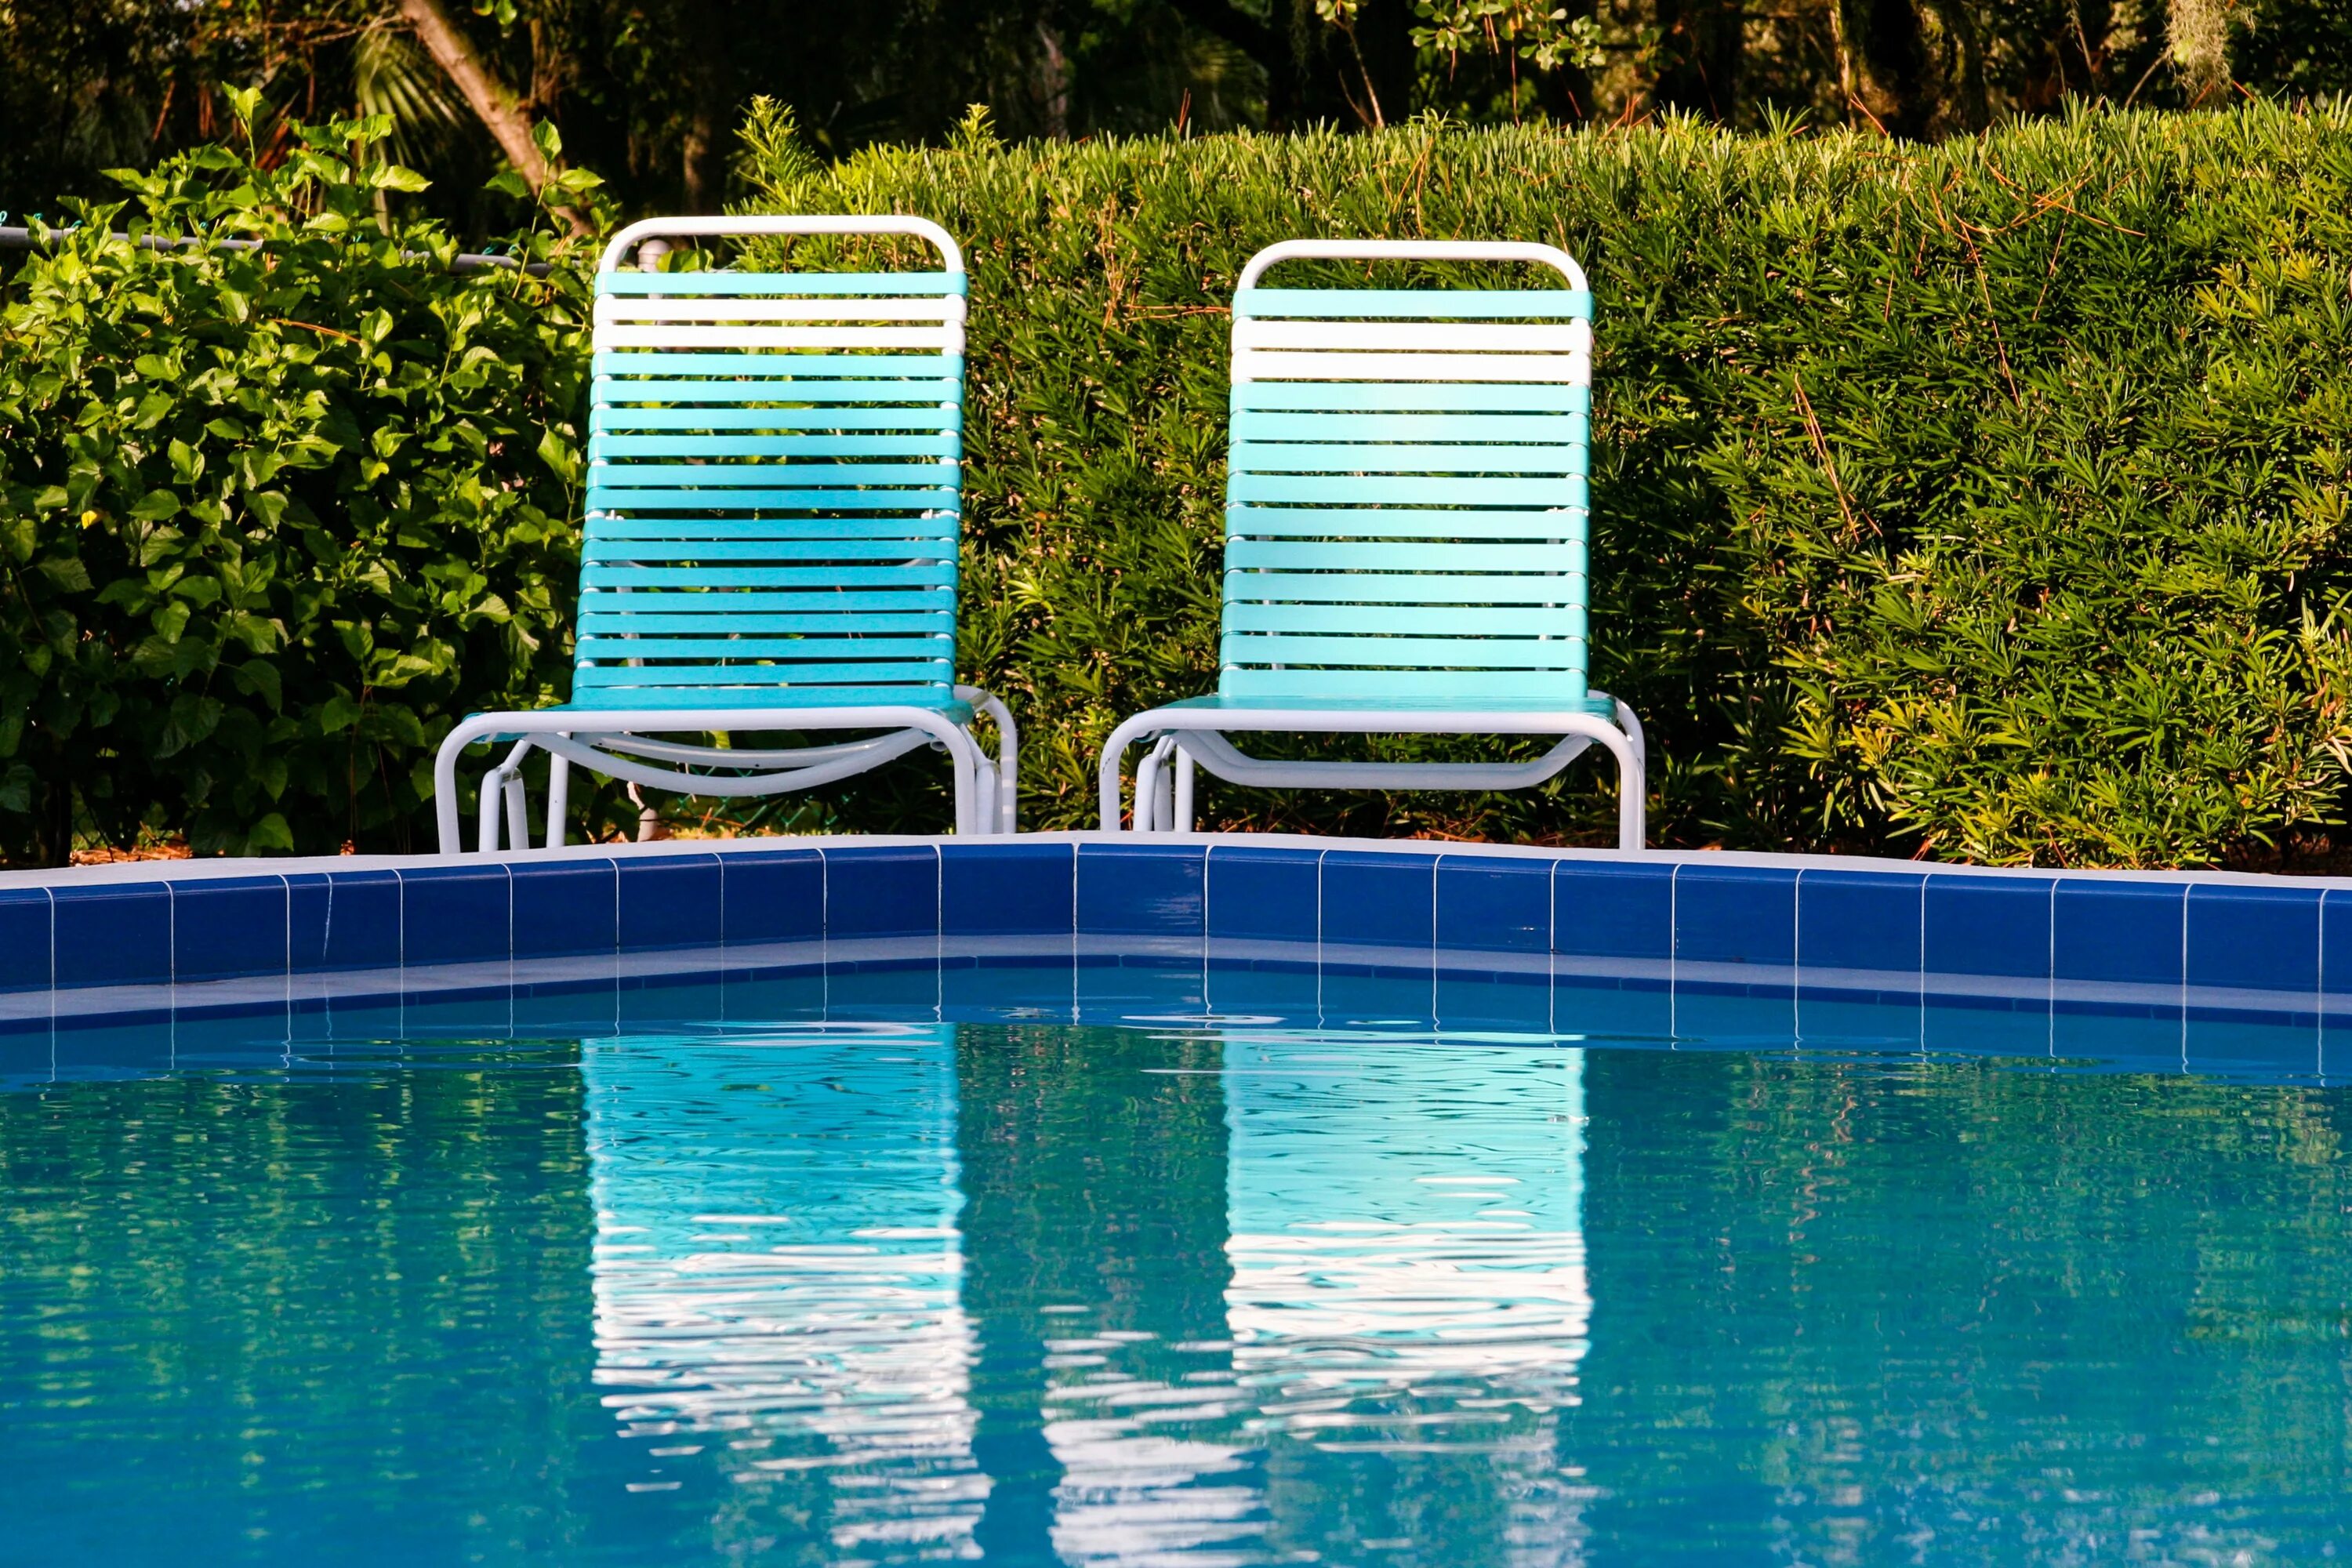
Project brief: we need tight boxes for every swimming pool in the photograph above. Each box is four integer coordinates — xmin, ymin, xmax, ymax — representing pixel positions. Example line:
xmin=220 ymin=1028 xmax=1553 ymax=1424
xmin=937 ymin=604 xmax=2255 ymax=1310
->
xmin=8 ymin=837 xmax=2352 ymax=1563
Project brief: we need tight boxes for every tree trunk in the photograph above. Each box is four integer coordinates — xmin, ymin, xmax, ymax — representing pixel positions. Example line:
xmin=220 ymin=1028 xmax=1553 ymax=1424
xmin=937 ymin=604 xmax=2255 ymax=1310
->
xmin=1653 ymin=0 xmax=1744 ymax=119
xmin=395 ymin=0 xmax=593 ymax=235
xmin=1036 ymin=20 xmax=1073 ymax=139
xmin=673 ymin=0 xmax=734 ymax=212
xmin=1857 ymin=0 xmax=1934 ymax=136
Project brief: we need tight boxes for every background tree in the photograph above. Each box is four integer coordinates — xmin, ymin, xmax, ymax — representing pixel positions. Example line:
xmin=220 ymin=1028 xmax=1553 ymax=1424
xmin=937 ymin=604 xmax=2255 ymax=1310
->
xmin=9 ymin=0 xmax=2347 ymax=238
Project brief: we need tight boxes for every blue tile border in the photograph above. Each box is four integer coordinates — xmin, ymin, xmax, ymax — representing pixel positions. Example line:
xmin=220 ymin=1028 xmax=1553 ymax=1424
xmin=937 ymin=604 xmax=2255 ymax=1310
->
xmin=0 ymin=888 xmax=52 ymax=992
xmin=53 ymin=882 xmax=172 ymax=990
xmin=1798 ymin=869 xmax=1923 ymax=978
xmin=1206 ymin=843 xmax=1319 ymax=944
xmin=943 ymin=841 xmax=1075 ymax=938
xmin=1076 ymin=841 xmax=1203 ymax=938
xmin=1436 ymin=855 xmax=1551 ymax=954
xmin=1554 ymin=859 xmax=1672 ymax=962
xmin=1674 ymin=862 xmax=1798 ymax=969
xmin=1322 ymin=849 xmax=1436 ymax=949
xmin=0 ymin=838 xmax=2347 ymax=1037
xmin=1924 ymin=874 xmax=2052 ymax=984
xmin=2054 ymin=880 xmax=2185 ymax=991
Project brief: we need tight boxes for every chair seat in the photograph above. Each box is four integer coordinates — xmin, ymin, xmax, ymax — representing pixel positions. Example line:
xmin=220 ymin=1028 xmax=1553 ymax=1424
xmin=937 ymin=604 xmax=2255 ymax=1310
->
xmin=506 ymin=689 xmax=975 ymax=726
xmin=1169 ymin=691 xmax=1621 ymax=720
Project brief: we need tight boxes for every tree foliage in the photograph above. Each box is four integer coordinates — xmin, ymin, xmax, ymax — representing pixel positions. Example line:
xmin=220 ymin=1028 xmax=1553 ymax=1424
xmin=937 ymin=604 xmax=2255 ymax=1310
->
xmin=6 ymin=0 xmax=2350 ymax=234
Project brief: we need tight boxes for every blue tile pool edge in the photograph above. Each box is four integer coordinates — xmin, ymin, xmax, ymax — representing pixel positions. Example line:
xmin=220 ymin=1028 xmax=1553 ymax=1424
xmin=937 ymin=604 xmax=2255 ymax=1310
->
xmin=2 ymin=833 xmax=2347 ymax=1033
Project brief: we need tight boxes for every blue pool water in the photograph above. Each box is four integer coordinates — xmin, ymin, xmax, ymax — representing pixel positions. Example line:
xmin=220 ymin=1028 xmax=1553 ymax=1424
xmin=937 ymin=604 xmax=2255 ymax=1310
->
xmin=8 ymin=962 xmax=2352 ymax=1564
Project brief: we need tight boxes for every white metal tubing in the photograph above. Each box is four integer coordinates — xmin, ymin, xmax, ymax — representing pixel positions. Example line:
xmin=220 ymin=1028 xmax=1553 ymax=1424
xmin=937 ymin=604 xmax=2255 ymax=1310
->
xmin=435 ymin=704 xmax=992 ymax=852
xmin=1613 ymin=699 xmax=1648 ymax=779
xmin=477 ymin=771 xmax=503 ymax=852
xmin=528 ymin=732 xmax=909 ymax=797
xmin=956 ymin=684 xmax=1021 ymax=833
xmin=545 ymin=753 xmax=570 ymax=850
xmin=1133 ymin=736 xmax=1174 ymax=833
xmin=1173 ymin=745 xmax=1196 ymax=833
xmin=1235 ymin=238 xmax=1587 ymax=295
xmin=581 ymin=729 xmax=935 ymax=773
xmin=599 ymin=215 xmax=964 ymax=276
xmin=477 ymin=739 xmax=534 ymax=851
xmin=503 ymin=770 xmax=530 ymax=853
xmin=1174 ymin=726 xmax=1591 ymax=790
xmin=1096 ymin=706 xmax=1645 ymax=850
xmin=974 ymin=764 xmax=997 ymax=836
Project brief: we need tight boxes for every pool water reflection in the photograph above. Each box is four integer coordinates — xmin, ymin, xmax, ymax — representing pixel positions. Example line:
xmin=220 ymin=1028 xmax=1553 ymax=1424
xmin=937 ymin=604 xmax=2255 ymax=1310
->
xmin=9 ymin=974 xmax=2352 ymax=1564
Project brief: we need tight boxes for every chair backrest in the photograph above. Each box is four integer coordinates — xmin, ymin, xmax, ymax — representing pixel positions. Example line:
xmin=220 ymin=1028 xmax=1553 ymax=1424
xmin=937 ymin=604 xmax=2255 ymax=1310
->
xmin=581 ymin=216 xmax=966 ymax=713
xmin=1222 ymin=239 xmax=1595 ymax=710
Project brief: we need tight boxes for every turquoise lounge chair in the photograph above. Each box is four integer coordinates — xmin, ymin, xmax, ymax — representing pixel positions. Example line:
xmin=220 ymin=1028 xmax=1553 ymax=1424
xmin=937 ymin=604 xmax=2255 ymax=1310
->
xmin=434 ymin=216 xmax=1015 ymax=852
xmin=1097 ymin=239 xmax=1645 ymax=848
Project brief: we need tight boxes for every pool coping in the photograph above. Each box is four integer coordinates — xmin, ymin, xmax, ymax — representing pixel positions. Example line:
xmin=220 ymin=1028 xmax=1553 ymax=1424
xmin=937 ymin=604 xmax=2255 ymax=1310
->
xmin=2 ymin=833 xmax=2347 ymax=1032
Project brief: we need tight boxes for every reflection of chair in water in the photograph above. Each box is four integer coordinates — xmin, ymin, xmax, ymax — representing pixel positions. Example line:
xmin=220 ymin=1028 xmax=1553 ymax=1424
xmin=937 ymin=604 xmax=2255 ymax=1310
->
xmin=583 ymin=1025 xmax=983 ymax=1555
xmin=1221 ymin=1037 xmax=1591 ymax=1561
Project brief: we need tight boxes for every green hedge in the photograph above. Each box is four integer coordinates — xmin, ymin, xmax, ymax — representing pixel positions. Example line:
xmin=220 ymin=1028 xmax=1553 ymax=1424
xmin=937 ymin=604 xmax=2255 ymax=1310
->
xmin=0 ymin=121 xmax=596 ymax=862
xmin=8 ymin=104 xmax=2352 ymax=867
xmin=742 ymin=101 xmax=2352 ymax=866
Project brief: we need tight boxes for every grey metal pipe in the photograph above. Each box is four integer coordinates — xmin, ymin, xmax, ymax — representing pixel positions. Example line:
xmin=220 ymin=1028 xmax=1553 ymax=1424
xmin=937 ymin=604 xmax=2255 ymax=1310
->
xmin=0 ymin=224 xmax=554 ymax=276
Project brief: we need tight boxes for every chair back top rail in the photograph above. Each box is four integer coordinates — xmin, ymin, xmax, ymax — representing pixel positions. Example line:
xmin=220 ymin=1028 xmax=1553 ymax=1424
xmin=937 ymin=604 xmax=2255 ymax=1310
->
xmin=1221 ymin=239 xmax=1597 ymax=708
xmin=600 ymin=215 xmax=964 ymax=276
xmin=579 ymin=215 xmax=966 ymax=715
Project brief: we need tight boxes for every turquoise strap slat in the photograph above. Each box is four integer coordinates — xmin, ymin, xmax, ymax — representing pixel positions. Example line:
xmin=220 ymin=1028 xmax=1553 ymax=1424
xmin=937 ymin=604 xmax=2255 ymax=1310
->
xmin=582 ymin=565 xmax=956 ymax=588
xmin=590 ymin=516 xmax=960 ymax=541
xmin=1171 ymin=691 xmax=1617 ymax=717
xmin=1227 ymin=474 xmax=1573 ymax=507
xmin=1221 ymin=633 xmax=1582 ymax=670
xmin=563 ymin=686 xmax=969 ymax=716
xmin=1220 ymin=667 xmax=1583 ymax=702
xmin=1226 ymin=539 xmax=1581 ymax=572
xmin=593 ymin=352 xmax=965 ymax=379
xmin=581 ymin=611 xmax=949 ymax=636
xmin=1232 ymin=381 xmax=1588 ymax=414
xmin=594 ymin=378 xmax=964 ymax=405
xmin=598 ymin=271 xmax=966 ymax=297
xmin=1233 ymin=410 xmax=1585 ymax=444
xmin=586 ymin=489 xmax=960 ymax=512
xmin=574 ymin=587 xmax=950 ymax=611
xmin=1230 ymin=441 xmax=1580 ymax=476
xmin=579 ymin=634 xmax=950 ymax=659
xmin=584 ymin=539 xmax=956 ymax=564
xmin=593 ymin=406 xmax=963 ymax=433
xmin=1222 ymin=571 xmax=1579 ymax=604
xmin=591 ymin=434 xmax=958 ymax=459
xmin=1227 ymin=505 xmax=1584 ymax=540
xmin=590 ymin=462 xmax=953 ymax=488
xmin=1234 ymin=288 xmax=1591 ymax=318
xmin=575 ymin=265 xmax=972 ymax=710
xmin=578 ymin=659 xmax=953 ymax=688
xmin=1224 ymin=602 xmax=1584 ymax=637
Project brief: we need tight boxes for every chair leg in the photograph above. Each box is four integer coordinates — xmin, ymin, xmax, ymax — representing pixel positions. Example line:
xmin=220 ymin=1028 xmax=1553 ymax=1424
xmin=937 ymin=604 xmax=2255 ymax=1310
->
xmin=1133 ymin=735 xmax=1177 ymax=833
xmin=544 ymin=753 xmax=569 ymax=850
xmin=1173 ymin=744 xmax=1196 ymax=833
xmin=1602 ymin=703 xmax=1646 ymax=851
xmin=974 ymin=760 xmax=998 ymax=838
xmin=477 ymin=774 xmax=503 ymax=853
xmin=503 ymin=771 xmax=529 ymax=854
xmin=956 ymin=686 xmax=1021 ymax=834
xmin=474 ymin=739 xmax=534 ymax=853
